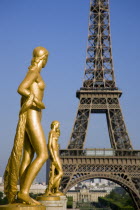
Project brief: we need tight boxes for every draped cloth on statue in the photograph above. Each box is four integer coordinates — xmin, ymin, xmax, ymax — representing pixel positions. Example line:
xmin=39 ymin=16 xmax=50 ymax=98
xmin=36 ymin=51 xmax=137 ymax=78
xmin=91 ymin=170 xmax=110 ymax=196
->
xmin=4 ymin=94 xmax=34 ymax=203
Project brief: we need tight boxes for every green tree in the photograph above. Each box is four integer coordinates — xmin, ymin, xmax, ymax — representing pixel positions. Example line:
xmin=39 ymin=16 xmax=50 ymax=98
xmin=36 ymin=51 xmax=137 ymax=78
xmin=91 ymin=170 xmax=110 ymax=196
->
xmin=0 ymin=192 xmax=8 ymax=205
xmin=99 ymin=188 xmax=134 ymax=209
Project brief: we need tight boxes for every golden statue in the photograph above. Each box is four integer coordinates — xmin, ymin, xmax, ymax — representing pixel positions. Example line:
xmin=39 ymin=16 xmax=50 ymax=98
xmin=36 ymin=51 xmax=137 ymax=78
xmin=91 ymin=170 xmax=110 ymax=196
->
xmin=44 ymin=121 xmax=64 ymax=197
xmin=4 ymin=46 xmax=49 ymax=206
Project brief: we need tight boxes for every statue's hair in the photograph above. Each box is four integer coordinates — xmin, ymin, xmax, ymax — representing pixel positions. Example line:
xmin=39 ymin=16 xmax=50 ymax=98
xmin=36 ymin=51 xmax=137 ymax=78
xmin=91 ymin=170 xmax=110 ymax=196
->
xmin=28 ymin=46 xmax=49 ymax=71
xmin=51 ymin=121 xmax=60 ymax=129
xmin=28 ymin=54 xmax=47 ymax=71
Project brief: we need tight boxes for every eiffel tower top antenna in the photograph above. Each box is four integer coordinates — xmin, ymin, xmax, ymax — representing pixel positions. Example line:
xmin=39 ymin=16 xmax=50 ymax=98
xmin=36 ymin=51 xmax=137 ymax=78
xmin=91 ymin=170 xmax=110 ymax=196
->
xmin=67 ymin=0 xmax=133 ymax=150
xmin=83 ymin=0 xmax=116 ymax=89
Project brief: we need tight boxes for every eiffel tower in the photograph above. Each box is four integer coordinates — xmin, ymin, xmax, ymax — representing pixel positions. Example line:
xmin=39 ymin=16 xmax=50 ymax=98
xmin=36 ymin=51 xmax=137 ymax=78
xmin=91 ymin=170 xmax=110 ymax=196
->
xmin=59 ymin=0 xmax=140 ymax=208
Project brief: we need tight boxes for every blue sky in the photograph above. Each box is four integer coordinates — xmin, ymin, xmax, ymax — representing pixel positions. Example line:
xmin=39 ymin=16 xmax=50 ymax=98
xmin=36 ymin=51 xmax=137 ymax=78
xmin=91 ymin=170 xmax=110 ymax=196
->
xmin=0 ymin=0 xmax=140 ymax=182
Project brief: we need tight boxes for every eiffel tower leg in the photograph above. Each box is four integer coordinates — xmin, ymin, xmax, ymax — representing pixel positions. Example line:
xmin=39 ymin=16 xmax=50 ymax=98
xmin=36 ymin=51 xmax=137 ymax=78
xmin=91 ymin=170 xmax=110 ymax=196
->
xmin=107 ymin=103 xmax=133 ymax=149
xmin=128 ymin=189 xmax=140 ymax=210
xmin=67 ymin=108 xmax=90 ymax=149
xmin=130 ymin=178 xmax=140 ymax=209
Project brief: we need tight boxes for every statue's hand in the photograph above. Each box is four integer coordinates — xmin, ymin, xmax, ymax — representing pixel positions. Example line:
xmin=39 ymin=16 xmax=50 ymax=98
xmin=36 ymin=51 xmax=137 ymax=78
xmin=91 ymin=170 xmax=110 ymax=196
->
xmin=34 ymin=97 xmax=46 ymax=109
xmin=52 ymin=161 xmax=58 ymax=168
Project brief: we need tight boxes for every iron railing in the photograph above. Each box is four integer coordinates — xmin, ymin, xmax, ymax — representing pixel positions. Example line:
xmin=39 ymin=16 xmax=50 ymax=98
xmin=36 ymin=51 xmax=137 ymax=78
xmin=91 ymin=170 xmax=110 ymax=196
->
xmin=60 ymin=149 xmax=140 ymax=157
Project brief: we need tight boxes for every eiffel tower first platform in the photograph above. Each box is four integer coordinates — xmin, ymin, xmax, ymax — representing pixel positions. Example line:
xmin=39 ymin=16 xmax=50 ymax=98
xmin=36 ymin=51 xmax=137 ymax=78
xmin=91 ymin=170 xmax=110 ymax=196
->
xmin=58 ymin=0 xmax=140 ymax=208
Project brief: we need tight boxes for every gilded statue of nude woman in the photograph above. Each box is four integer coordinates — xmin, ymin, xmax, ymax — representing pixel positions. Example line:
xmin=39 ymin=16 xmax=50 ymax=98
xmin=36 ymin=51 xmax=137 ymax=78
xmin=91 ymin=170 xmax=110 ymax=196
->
xmin=4 ymin=46 xmax=49 ymax=205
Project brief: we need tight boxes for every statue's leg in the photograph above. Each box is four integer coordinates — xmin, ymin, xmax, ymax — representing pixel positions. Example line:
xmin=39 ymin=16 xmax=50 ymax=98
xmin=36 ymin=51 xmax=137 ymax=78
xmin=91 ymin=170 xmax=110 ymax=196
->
xmin=44 ymin=163 xmax=55 ymax=196
xmin=19 ymin=131 xmax=34 ymax=187
xmin=52 ymin=163 xmax=64 ymax=196
xmin=18 ymin=110 xmax=48 ymax=205
xmin=52 ymin=161 xmax=63 ymax=189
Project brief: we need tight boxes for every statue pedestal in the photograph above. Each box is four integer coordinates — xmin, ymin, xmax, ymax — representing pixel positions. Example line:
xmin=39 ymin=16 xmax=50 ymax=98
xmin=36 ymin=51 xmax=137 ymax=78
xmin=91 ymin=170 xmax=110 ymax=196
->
xmin=0 ymin=203 xmax=46 ymax=210
xmin=59 ymin=196 xmax=67 ymax=210
xmin=37 ymin=195 xmax=67 ymax=210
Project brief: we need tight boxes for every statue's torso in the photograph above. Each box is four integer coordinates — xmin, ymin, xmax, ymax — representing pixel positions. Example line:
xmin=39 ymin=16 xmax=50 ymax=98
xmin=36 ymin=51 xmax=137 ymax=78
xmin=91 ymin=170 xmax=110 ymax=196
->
xmin=21 ymin=73 xmax=45 ymax=108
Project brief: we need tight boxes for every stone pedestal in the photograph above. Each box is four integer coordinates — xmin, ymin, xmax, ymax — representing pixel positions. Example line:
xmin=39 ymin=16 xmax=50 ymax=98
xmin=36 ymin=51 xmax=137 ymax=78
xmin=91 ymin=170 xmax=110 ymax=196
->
xmin=37 ymin=195 xmax=67 ymax=210
xmin=59 ymin=196 xmax=67 ymax=210
xmin=0 ymin=203 xmax=46 ymax=210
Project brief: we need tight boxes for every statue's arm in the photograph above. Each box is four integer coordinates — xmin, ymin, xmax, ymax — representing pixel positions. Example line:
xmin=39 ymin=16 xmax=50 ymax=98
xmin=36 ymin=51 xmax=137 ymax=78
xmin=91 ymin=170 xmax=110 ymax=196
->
xmin=18 ymin=71 xmax=45 ymax=109
xmin=48 ymin=132 xmax=55 ymax=160
xmin=17 ymin=70 xmax=37 ymax=97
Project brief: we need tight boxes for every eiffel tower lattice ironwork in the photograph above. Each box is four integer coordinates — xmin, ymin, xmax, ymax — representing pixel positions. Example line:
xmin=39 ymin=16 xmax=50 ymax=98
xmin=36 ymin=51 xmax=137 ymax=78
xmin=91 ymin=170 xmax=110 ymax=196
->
xmin=59 ymin=0 xmax=140 ymax=208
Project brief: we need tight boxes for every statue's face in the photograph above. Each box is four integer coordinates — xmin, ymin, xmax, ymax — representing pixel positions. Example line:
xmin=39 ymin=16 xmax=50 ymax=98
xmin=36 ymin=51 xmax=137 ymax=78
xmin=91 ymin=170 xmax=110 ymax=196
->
xmin=55 ymin=122 xmax=60 ymax=129
xmin=42 ymin=55 xmax=48 ymax=68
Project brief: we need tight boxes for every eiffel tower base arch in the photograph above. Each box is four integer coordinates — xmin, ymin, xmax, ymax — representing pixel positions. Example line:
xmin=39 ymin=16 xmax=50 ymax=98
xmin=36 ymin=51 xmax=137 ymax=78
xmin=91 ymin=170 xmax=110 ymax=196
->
xmin=60 ymin=150 xmax=140 ymax=209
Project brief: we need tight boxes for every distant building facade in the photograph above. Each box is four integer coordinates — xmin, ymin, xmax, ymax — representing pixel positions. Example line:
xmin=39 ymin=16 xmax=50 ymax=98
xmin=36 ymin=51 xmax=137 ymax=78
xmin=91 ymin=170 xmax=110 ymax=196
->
xmin=0 ymin=184 xmax=46 ymax=194
xmin=0 ymin=177 xmax=3 ymax=184
xmin=67 ymin=179 xmax=119 ymax=203
xmin=67 ymin=188 xmax=109 ymax=203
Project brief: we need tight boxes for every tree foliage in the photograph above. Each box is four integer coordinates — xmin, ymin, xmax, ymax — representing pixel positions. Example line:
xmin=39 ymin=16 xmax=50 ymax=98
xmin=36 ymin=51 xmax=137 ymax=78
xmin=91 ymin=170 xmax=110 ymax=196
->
xmin=67 ymin=196 xmax=73 ymax=208
xmin=98 ymin=188 xmax=134 ymax=209
xmin=0 ymin=192 xmax=8 ymax=205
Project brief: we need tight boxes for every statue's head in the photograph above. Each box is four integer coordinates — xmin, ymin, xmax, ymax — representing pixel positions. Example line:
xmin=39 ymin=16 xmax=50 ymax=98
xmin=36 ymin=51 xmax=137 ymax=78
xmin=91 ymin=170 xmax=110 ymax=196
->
xmin=33 ymin=46 xmax=48 ymax=57
xmin=32 ymin=46 xmax=49 ymax=68
xmin=51 ymin=121 xmax=60 ymax=129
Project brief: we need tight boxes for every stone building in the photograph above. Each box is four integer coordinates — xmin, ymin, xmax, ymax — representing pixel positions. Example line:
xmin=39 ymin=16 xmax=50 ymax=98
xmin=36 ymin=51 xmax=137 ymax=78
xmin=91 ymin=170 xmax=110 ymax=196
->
xmin=67 ymin=185 xmax=109 ymax=203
